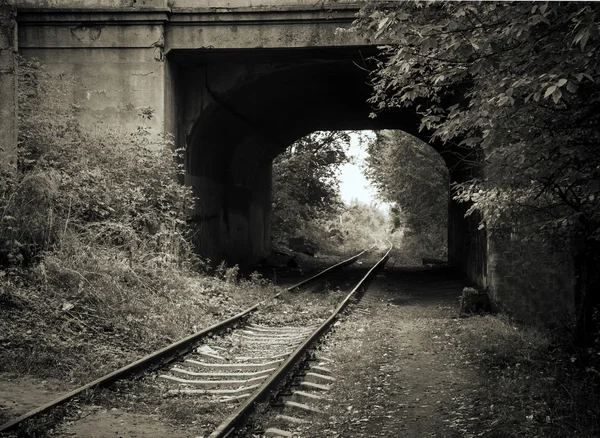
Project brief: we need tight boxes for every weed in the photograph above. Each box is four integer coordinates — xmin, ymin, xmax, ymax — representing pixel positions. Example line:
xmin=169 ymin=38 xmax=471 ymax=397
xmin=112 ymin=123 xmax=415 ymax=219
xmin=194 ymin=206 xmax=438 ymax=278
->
xmin=454 ymin=315 xmax=600 ymax=437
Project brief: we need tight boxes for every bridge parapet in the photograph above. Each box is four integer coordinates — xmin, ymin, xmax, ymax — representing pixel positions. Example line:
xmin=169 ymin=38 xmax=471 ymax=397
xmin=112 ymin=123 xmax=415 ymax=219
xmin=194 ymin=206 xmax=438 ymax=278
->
xmin=15 ymin=0 xmax=167 ymax=10
xmin=17 ymin=1 xmax=366 ymax=51
xmin=16 ymin=0 xmax=362 ymax=11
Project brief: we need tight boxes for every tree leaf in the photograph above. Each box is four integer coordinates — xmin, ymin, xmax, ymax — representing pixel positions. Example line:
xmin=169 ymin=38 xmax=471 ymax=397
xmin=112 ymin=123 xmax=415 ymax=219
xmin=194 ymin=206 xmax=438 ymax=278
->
xmin=552 ymin=88 xmax=562 ymax=104
xmin=573 ymin=26 xmax=591 ymax=50
xmin=374 ymin=17 xmax=391 ymax=39
xmin=378 ymin=16 xmax=390 ymax=30
xmin=580 ymin=29 xmax=590 ymax=51
xmin=62 ymin=302 xmax=75 ymax=311
xmin=544 ymin=85 xmax=557 ymax=98
xmin=566 ymin=81 xmax=579 ymax=93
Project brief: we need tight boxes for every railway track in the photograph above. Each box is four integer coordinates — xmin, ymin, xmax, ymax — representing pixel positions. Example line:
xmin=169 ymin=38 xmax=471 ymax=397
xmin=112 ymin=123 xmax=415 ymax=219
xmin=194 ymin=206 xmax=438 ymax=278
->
xmin=257 ymin=293 xmax=382 ymax=437
xmin=0 ymin=246 xmax=381 ymax=436
xmin=204 ymin=242 xmax=392 ymax=437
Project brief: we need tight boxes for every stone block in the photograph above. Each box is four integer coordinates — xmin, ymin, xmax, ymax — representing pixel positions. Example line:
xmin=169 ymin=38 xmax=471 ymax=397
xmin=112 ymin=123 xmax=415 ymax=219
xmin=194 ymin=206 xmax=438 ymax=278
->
xmin=459 ymin=287 xmax=491 ymax=315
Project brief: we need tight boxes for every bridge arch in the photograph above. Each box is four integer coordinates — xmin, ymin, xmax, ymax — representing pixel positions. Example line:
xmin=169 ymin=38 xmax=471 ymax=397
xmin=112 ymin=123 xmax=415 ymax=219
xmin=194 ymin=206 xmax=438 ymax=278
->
xmin=177 ymin=47 xmax=485 ymax=284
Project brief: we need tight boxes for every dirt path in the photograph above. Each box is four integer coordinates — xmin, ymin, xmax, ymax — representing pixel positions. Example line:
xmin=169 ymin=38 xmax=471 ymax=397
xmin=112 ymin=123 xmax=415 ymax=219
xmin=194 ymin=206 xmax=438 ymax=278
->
xmin=300 ymin=266 xmax=487 ymax=437
xmin=61 ymin=408 xmax=195 ymax=438
xmin=0 ymin=375 xmax=74 ymax=426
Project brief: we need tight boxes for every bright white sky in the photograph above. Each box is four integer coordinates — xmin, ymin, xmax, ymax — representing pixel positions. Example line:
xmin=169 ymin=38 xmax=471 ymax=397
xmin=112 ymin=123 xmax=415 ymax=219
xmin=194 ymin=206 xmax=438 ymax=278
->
xmin=338 ymin=131 xmax=389 ymax=211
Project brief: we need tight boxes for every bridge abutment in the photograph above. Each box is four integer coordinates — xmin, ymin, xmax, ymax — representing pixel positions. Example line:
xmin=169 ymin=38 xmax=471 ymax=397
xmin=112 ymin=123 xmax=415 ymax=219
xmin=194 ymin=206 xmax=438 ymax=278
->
xmin=448 ymin=197 xmax=487 ymax=287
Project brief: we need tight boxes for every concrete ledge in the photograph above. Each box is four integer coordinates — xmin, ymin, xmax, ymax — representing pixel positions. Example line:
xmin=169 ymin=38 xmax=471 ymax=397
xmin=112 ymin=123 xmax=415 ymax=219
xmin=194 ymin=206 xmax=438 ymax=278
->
xmin=17 ymin=10 xmax=170 ymax=21
xmin=16 ymin=5 xmax=358 ymax=25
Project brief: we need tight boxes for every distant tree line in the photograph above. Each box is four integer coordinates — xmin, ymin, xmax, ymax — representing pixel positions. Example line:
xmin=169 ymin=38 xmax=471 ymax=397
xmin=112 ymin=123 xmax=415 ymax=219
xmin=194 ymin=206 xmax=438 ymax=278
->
xmin=271 ymin=131 xmax=404 ymax=255
xmin=271 ymin=131 xmax=350 ymax=243
xmin=365 ymin=130 xmax=448 ymax=262
xmin=271 ymin=130 xmax=444 ymax=260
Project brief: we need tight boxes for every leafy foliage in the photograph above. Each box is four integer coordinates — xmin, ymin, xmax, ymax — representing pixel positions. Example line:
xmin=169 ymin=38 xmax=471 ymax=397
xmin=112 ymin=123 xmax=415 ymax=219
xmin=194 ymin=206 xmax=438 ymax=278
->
xmin=355 ymin=1 xmax=600 ymax=346
xmin=334 ymin=199 xmax=398 ymax=253
xmin=454 ymin=314 xmax=600 ymax=438
xmin=272 ymin=131 xmax=350 ymax=241
xmin=272 ymin=131 xmax=399 ymax=255
xmin=1 ymin=56 xmax=195 ymax=270
xmin=365 ymin=130 xmax=448 ymax=261
xmin=0 ymin=56 xmax=205 ymax=373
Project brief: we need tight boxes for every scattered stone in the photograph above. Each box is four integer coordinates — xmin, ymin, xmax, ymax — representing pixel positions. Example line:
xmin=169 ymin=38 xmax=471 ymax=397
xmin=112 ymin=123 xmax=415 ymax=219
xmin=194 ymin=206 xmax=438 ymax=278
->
xmin=459 ymin=287 xmax=491 ymax=315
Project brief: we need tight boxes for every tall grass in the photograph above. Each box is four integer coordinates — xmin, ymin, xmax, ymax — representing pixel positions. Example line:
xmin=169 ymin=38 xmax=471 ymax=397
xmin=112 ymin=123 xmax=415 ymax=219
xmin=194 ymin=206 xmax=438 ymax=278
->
xmin=1 ymin=57 xmax=196 ymax=271
xmin=454 ymin=315 xmax=600 ymax=437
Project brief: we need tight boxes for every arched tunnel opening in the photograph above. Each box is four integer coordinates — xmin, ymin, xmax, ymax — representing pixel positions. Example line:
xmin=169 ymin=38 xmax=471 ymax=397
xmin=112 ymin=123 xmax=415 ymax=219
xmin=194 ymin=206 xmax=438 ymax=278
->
xmin=269 ymin=129 xmax=450 ymax=267
xmin=168 ymin=46 xmax=485 ymax=283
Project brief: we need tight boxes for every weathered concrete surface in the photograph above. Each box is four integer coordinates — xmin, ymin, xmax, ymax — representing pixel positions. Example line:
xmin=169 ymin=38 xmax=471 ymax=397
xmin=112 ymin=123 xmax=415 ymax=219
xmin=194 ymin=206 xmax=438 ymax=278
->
xmin=175 ymin=0 xmax=360 ymax=7
xmin=14 ymin=0 xmax=365 ymax=140
xmin=16 ymin=0 xmax=358 ymax=9
xmin=0 ymin=0 xmax=17 ymax=170
xmin=165 ymin=8 xmax=363 ymax=51
xmin=16 ymin=0 xmax=167 ymax=8
xmin=448 ymin=192 xmax=487 ymax=287
xmin=18 ymin=9 xmax=168 ymax=135
xmin=486 ymin=224 xmax=575 ymax=326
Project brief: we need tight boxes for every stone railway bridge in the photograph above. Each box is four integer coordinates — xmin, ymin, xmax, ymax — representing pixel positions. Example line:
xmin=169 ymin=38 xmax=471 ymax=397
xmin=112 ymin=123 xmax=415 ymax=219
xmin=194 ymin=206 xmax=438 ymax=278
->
xmin=2 ymin=0 xmax=569 ymax=323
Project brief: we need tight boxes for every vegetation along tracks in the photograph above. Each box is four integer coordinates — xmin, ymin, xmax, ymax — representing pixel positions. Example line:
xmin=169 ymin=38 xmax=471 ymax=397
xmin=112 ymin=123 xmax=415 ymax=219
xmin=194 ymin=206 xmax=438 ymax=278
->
xmin=0 ymin=246 xmax=378 ymax=435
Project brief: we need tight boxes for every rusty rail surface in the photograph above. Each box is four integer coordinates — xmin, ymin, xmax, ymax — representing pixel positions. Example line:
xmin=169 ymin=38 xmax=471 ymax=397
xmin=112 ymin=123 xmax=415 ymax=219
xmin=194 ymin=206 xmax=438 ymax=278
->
xmin=208 ymin=241 xmax=392 ymax=438
xmin=0 ymin=246 xmax=373 ymax=434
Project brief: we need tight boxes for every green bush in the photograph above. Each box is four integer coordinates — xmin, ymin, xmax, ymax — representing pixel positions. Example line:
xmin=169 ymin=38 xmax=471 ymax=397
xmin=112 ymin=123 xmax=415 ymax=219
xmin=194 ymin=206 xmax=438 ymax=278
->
xmin=0 ymin=57 xmax=197 ymax=271
xmin=0 ymin=57 xmax=239 ymax=382
xmin=365 ymin=130 xmax=449 ymax=262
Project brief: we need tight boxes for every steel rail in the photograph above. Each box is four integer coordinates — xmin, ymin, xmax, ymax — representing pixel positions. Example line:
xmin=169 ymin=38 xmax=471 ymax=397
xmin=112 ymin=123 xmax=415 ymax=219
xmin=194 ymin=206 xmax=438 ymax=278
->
xmin=0 ymin=247 xmax=373 ymax=434
xmin=208 ymin=241 xmax=393 ymax=438
xmin=272 ymin=245 xmax=375 ymax=296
